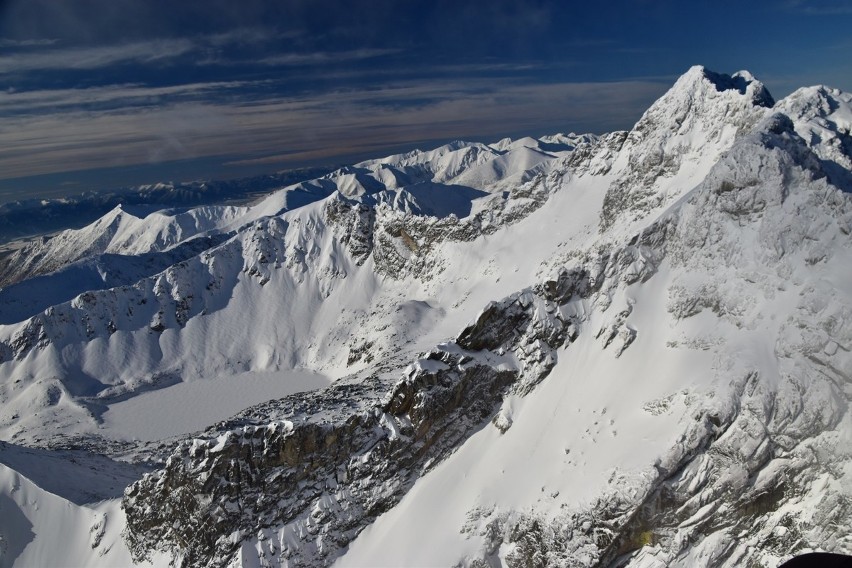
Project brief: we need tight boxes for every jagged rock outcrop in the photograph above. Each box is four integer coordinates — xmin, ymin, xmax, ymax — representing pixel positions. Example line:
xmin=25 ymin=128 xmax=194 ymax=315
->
xmin=121 ymin=212 xmax=677 ymax=567
xmin=123 ymin=266 xmax=599 ymax=567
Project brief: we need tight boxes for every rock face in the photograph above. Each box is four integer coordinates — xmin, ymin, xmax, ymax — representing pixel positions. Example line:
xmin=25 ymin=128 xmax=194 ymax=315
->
xmin=326 ymin=169 xmax=562 ymax=280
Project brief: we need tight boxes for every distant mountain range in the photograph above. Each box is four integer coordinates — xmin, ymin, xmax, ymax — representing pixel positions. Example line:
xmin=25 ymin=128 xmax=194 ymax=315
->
xmin=0 ymin=166 xmax=335 ymax=244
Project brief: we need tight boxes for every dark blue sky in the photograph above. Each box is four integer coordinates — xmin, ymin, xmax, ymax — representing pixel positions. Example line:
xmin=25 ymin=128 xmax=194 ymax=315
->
xmin=1 ymin=0 xmax=851 ymax=200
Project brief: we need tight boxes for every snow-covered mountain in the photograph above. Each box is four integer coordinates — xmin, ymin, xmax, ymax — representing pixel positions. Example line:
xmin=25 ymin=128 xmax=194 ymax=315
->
xmin=0 ymin=167 xmax=334 ymax=245
xmin=1 ymin=66 xmax=851 ymax=567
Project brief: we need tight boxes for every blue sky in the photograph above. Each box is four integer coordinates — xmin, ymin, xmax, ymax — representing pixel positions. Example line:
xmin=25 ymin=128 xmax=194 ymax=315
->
xmin=1 ymin=0 xmax=851 ymax=199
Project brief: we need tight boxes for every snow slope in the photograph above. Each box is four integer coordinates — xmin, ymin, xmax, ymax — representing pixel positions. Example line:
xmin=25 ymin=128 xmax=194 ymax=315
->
xmin=0 ymin=459 xmax=168 ymax=568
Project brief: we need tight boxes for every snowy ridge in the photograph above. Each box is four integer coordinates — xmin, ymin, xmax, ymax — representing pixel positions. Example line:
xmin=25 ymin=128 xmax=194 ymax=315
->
xmin=0 ymin=181 xmax=326 ymax=289
xmin=123 ymin=267 xmax=595 ymax=567
xmin=0 ymin=134 xmax=576 ymax=311
xmin=1 ymin=67 xmax=852 ymax=567
xmin=777 ymin=85 xmax=852 ymax=190
xmin=0 ymin=169 xmax=336 ymax=245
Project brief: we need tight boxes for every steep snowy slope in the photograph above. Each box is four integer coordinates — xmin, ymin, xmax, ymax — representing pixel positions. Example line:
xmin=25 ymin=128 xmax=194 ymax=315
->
xmin=2 ymin=66 xmax=850 ymax=568
xmin=339 ymin=111 xmax=852 ymax=568
xmin=0 ymin=459 xmax=168 ymax=568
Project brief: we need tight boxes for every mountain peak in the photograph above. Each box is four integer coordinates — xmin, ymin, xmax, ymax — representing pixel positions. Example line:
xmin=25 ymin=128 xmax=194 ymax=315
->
xmin=599 ymin=66 xmax=776 ymax=231
xmin=633 ymin=66 xmax=776 ymax=143
xmin=776 ymin=83 xmax=852 ymax=188
xmin=679 ymin=65 xmax=775 ymax=107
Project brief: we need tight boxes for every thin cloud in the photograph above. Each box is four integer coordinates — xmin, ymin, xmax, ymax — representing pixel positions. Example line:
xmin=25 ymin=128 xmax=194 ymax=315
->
xmin=253 ymin=48 xmax=401 ymax=67
xmin=0 ymin=38 xmax=195 ymax=74
xmin=0 ymin=38 xmax=60 ymax=47
xmin=204 ymin=27 xmax=286 ymax=47
xmin=256 ymin=61 xmax=556 ymax=87
xmin=0 ymin=32 xmax=397 ymax=75
xmin=0 ymin=81 xmax=265 ymax=114
xmin=0 ymin=78 xmax=667 ymax=181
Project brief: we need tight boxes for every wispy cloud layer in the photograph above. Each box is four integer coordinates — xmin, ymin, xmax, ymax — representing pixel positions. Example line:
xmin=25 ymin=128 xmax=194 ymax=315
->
xmin=0 ymin=37 xmax=59 ymax=47
xmin=253 ymin=48 xmax=401 ymax=67
xmin=0 ymin=31 xmax=392 ymax=75
xmin=1 ymin=81 xmax=260 ymax=112
xmin=0 ymin=78 xmax=666 ymax=180
xmin=0 ymin=39 xmax=195 ymax=74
